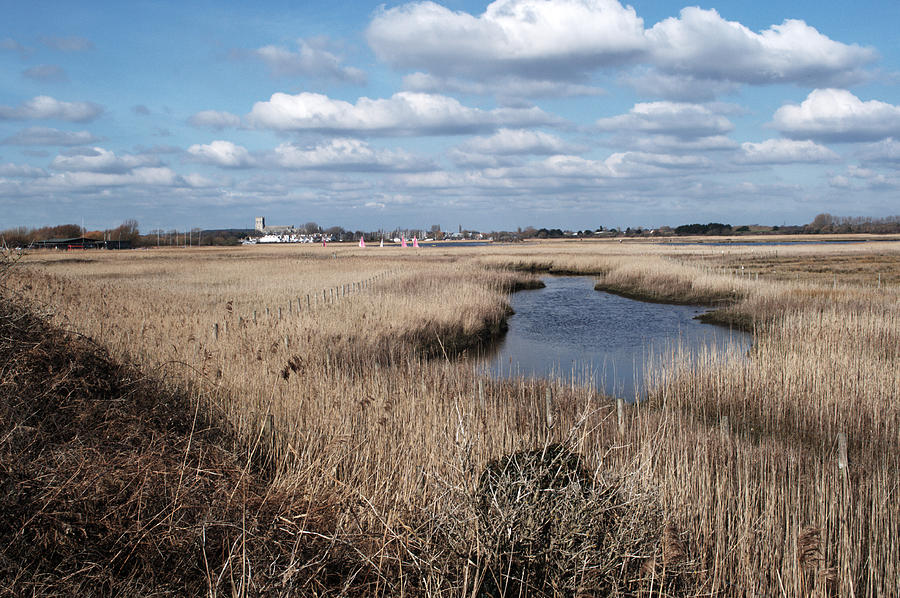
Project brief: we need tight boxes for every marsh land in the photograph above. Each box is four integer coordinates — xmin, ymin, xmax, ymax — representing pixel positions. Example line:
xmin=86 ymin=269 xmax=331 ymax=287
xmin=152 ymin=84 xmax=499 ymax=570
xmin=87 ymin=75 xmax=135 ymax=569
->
xmin=1 ymin=237 xmax=898 ymax=596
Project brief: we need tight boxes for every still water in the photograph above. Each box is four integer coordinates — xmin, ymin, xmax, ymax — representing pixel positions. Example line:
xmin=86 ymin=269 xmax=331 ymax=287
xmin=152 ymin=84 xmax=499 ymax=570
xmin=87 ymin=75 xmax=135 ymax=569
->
xmin=480 ymin=276 xmax=752 ymax=399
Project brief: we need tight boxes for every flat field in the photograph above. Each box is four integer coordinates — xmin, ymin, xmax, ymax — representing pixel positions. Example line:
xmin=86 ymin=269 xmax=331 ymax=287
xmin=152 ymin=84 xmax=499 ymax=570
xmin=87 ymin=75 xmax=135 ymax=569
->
xmin=4 ymin=236 xmax=899 ymax=596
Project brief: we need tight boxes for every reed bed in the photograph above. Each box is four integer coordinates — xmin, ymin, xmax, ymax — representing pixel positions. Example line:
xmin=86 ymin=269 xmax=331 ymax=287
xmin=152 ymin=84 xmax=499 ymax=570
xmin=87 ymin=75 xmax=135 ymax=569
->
xmin=5 ymin=239 xmax=899 ymax=596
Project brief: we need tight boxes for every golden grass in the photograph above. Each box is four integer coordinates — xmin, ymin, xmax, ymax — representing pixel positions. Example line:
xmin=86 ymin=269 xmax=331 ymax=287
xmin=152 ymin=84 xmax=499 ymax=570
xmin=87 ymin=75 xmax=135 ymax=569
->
xmin=7 ymin=237 xmax=900 ymax=596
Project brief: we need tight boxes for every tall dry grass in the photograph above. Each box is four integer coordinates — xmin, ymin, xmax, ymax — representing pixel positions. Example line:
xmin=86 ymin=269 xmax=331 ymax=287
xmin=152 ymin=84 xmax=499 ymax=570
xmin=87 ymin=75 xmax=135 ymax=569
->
xmin=8 ymin=239 xmax=900 ymax=596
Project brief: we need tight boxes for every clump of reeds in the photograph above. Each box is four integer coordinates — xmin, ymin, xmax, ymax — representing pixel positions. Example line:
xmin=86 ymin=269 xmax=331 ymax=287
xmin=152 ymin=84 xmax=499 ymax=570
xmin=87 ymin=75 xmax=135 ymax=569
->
xmin=468 ymin=443 xmax=691 ymax=597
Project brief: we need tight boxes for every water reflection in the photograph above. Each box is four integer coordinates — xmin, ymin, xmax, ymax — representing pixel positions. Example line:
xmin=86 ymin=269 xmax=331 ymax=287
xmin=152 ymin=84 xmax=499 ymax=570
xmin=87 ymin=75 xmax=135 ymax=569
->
xmin=479 ymin=276 xmax=752 ymax=399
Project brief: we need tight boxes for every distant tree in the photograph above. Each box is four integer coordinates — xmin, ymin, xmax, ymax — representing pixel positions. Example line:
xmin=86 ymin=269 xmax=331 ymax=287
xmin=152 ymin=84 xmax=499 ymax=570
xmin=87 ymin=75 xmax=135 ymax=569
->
xmin=109 ymin=219 xmax=141 ymax=245
xmin=808 ymin=213 xmax=834 ymax=233
xmin=303 ymin=222 xmax=322 ymax=234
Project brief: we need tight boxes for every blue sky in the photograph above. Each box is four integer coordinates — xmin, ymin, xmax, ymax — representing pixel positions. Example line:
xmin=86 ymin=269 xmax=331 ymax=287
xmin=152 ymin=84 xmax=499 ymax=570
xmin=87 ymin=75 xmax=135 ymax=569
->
xmin=2 ymin=0 xmax=899 ymax=232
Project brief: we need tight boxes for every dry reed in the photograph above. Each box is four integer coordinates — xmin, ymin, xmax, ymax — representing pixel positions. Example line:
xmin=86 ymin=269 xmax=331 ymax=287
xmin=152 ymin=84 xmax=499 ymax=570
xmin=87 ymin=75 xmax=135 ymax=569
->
xmin=4 ymin=238 xmax=898 ymax=596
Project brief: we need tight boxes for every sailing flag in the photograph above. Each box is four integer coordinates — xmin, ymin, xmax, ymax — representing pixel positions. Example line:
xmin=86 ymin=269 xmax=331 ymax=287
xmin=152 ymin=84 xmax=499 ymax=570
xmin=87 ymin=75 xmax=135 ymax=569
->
xmin=401 ymin=237 xmax=407 ymax=248
xmin=413 ymin=236 xmax=419 ymax=248
xmin=359 ymin=236 xmax=365 ymax=248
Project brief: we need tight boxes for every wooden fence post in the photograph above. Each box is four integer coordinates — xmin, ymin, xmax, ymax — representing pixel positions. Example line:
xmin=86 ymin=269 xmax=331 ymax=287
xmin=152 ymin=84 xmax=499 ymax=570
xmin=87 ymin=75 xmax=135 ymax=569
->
xmin=837 ymin=432 xmax=848 ymax=473
xmin=545 ymin=387 xmax=554 ymax=430
xmin=617 ymin=398 xmax=625 ymax=436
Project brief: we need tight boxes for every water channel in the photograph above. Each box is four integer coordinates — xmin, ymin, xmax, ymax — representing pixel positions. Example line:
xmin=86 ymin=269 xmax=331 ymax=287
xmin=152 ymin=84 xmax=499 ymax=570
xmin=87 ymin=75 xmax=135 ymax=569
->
xmin=480 ymin=276 xmax=753 ymax=399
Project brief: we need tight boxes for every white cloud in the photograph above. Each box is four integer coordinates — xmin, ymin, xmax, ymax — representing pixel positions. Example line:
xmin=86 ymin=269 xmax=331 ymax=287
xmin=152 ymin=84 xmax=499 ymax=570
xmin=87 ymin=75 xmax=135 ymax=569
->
xmin=828 ymin=175 xmax=850 ymax=188
xmin=247 ymin=91 xmax=557 ymax=135
xmin=1 ymin=127 xmax=100 ymax=146
xmin=273 ymin=138 xmax=431 ymax=171
xmin=188 ymin=110 xmax=241 ymax=130
xmin=596 ymin=101 xmax=733 ymax=138
xmin=857 ymin=138 xmax=900 ymax=163
xmin=45 ymin=167 xmax=179 ymax=188
xmin=187 ymin=140 xmax=254 ymax=168
xmin=461 ymin=128 xmax=573 ymax=155
xmin=739 ymin=138 xmax=838 ymax=164
xmin=772 ymin=89 xmax=900 ymax=142
xmin=22 ymin=64 xmax=67 ymax=82
xmin=1 ymin=37 xmax=29 ymax=55
xmin=0 ymin=96 xmax=103 ymax=122
xmin=40 ymin=36 xmax=94 ymax=52
xmin=50 ymin=147 xmax=161 ymax=173
xmin=0 ymin=163 xmax=47 ymax=178
xmin=367 ymin=1 xmax=876 ymax=98
xmin=367 ymin=0 xmax=646 ymax=81
xmin=604 ymin=151 xmax=711 ymax=176
xmin=620 ymin=69 xmax=739 ymax=102
xmin=402 ymin=72 xmax=604 ymax=98
xmin=646 ymin=8 xmax=876 ymax=87
xmin=183 ymin=173 xmax=220 ymax=187
xmin=616 ymin=134 xmax=738 ymax=153
xmin=253 ymin=38 xmax=365 ymax=83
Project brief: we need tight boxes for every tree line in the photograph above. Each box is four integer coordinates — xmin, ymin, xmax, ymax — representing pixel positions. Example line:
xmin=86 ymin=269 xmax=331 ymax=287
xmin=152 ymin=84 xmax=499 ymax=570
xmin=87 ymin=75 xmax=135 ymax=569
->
xmin=4 ymin=214 xmax=900 ymax=249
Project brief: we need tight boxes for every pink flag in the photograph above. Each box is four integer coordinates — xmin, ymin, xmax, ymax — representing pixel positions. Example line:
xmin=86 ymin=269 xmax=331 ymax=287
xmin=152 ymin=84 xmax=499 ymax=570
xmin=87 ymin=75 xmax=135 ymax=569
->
xmin=401 ymin=237 xmax=407 ymax=248
xmin=413 ymin=236 xmax=419 ymax=248
xmin=359 ymin=236 xmax=365 ymax=248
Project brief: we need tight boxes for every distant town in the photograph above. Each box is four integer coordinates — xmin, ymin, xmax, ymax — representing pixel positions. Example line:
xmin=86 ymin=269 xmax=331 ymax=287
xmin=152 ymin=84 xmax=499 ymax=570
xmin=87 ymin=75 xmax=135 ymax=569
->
xmin=2 ymin=214 xmax=899 ymax=250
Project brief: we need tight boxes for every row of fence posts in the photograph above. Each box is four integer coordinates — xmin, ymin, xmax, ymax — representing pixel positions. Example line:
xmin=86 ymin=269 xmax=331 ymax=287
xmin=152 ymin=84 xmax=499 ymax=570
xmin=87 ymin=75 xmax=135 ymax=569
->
xmin=210 ymin=269 xmax=400 ymax=341
xmin=537 ymin=386 xmax=629 ymax=437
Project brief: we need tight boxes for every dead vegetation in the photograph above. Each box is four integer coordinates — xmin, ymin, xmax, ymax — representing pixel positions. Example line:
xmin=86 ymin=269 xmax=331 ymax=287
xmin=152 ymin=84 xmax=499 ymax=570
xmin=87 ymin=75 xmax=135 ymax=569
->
xmin=3 ymin=239 xmax=899 ymax=596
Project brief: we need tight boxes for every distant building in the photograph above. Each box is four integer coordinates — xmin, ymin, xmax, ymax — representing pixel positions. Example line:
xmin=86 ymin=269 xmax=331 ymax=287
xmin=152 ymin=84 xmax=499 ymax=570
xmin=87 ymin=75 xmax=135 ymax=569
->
xmin=254 ymin=216 xmax=295 ymax=235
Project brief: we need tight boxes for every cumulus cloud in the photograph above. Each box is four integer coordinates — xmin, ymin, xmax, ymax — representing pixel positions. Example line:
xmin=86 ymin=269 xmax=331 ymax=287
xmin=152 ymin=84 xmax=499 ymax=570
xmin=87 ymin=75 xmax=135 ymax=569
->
xmin=45 ymin=167 xmax=179 ymax=188
xmin=459 ymin=128 xmax=575 ymax=155
xmin=188 ymin=110 xmax=241 ymax=130
xmin=646 ymin=8 xmax=876 ymax=87
xmin=596 ymin=101 xmax=733 ymax=139
xmin=40 ymin=36 xmax=94 ymax=52
xmin=604 ymin=150 xmax=711 ymax=176
xmin=1 ymin=37 xmax=31 ymax=57
xmin=857 ymin=138 xmax=900 ymax=163
xmin=22 ymin=64 xmax=67 ymax=82
xmin=50 ymin=147 xmax=161 ymax=173
xmin=1 ymin=127 xmax=100 ymax=146
xmin=0 ymin=163 xmax=47 ymax=178
xmin=187 ymin=140 xmax=255 ymax=168
xmin=252 ymin=38 xmax=366 ymax=84
xmin=772 ymin=89 xmax=900 ymax=142
xmin=368 ymin=0 xmax=646 ymax=82
xmin=403 ymin=72 xmax=604 ymax=99
xmin=273 ymin=138 xmax=432 ymax=171
xmin=183 ymin=173 xmax=220 ymax=188
xmin=614 ymin=133 xmax=738 ymax=153
xmin=366 ymin=0 xmax=876 ymax=97
xmin=247 ymin=91 xmax=558 ymax=135
xmin=0 ymin=96 xmax=103 ymax=122
xmin=738 ymin=138 xmax=838 ymax=164
xmin=620 ymin=69 xmax=739 ymax=102
xmin=829 ymin=175 xmax=851 ymax=188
